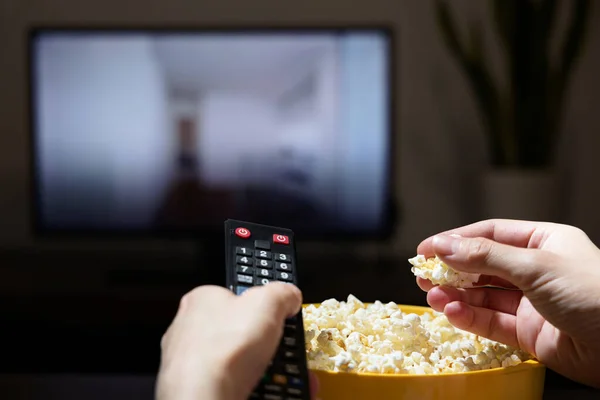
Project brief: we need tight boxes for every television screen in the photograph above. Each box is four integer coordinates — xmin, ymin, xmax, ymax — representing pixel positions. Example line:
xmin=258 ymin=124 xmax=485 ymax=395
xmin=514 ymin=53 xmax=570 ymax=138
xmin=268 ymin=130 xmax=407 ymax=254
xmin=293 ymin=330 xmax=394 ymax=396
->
xmin=29 ymin=28 xmax=394 ymax=237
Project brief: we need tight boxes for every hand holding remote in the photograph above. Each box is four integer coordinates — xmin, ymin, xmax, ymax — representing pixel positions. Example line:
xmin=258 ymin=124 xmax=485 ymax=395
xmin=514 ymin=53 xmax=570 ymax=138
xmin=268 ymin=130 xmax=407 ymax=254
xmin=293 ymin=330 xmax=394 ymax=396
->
xmin=156 ymin=283 xmax=319 ymax=400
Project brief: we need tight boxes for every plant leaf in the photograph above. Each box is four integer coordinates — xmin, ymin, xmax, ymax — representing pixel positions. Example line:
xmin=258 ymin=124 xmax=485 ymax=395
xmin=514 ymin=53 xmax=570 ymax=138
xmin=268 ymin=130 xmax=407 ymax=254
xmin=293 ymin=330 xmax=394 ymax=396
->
xmin=434 ymin=0 xmax=467 ymax=61
xmin=558 ymin=0 xmax=590 ymax=80
xmin=492 ymin=0 xmax=517 ymax=53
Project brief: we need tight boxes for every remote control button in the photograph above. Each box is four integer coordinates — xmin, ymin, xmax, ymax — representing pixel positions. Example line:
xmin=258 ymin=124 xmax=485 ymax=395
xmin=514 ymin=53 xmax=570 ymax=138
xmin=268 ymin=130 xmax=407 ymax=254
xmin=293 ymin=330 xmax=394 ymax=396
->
xmin=257 ymin=268 xmax=274 ymax=278
xmin=284 ymin=364 xmax=300 ymax=375
xmin=275 ymin=262 xmax=293 ymax=272
xmin=256 ymin=249 xmax=272 ymax=259
xmin=288 ymin=377 xmax=303 ymax=387
xmin=235 ymin=227 xmax=251 ymax=238
xmin=237 ymin=274 xmax=253 ymax=285
xmin=272 ymin=374 xmax=287 ymax=385
xmin=287 ymin=397 xmax=302 ymax=400
xmin=273 ymin=234 xmax=289 ymax=244
xmin=276 ymin=271 xmax=292 ymax=282
xmin=283 ymin=336 xmax=296 ymax=347
xmin=283 ymin=350 xmax=297 ymax=360
xmin=236 ymin=286 xmax=250 ymax=295
xmin=236 ymin=246 xmax=252 ymax=256
xmin=255 ymin=240 xmax=271 ymax=250
xmin=287 ymin=387 xmax=302 ymax=396
xmin=236 ymin=256 xmax=253 ymax=265
xmin=255 ymin=277 xmax=272 ymax=286
xmin=264 ymin=394 xmax=282 ymax=400
xmin=255 ymin=259 xmax=273 ymax=269
xmin=284 ymin=322 xmax=296 ymax=330
xmin=274 ymin=253 xmax=291 ymax=262
xmin=264 ymin=384 xmax=282 ymax=393
xmin=236 ymin=265 xmax=253 ymax=275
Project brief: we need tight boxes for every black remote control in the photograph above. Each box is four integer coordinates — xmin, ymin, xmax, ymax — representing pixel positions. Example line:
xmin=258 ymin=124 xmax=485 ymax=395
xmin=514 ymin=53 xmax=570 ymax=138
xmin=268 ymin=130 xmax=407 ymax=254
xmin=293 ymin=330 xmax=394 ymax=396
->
xmin=224 ymin=219 xmax=311 ymax=400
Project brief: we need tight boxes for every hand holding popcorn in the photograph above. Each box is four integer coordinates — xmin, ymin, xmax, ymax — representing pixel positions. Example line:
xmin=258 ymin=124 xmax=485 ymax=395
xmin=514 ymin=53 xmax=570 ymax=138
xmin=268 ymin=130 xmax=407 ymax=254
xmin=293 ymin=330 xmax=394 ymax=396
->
xmin=416 ymin=219 xmax=600 ymax=388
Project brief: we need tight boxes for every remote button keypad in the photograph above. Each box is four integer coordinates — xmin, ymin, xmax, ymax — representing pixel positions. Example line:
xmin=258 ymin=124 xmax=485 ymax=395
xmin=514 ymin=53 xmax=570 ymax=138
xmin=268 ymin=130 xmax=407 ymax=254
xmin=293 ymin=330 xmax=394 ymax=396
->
xmin=276 ymin=262 xmax=292 ymax=272
xmin=284 ymin=325 xmax=297 ymax=333
xmin=289 ymin=377 xmax=303 ymax=387
xmin=276 ymin=271 xmax=292 ymax=282
xmin=255 ymin=259 xmax=273 ymax=268
xmin=236 ymin=265 xmax=253 ymax=275
xmin=273 ymin=234 xmax=289 ymax=244
xmin=274 ymin=253 xmax=291 ymax=262
xmin=264 ymin=384 xmax=282 ymax=393
xmin=255 ymin=277 xmax=273 ymax=286
xmin=236 ymin=246 xmax=252 ymax=256
xmin=237 ymin=274 xmax=253 ymax=285
xmin=256 ymin=249 xmax=272 ymax=259
xmin=257 ymin=268 xmax=274 ymax=278
xmin=285 ymin=364 xmax=300 ymax=375
xmin=284 ymin=321 xmax=297 ymax=330
xmin=236 ymin=256 xmax=252 ymax=265
xmin=255 ymin=240 xmax=271 ymax=250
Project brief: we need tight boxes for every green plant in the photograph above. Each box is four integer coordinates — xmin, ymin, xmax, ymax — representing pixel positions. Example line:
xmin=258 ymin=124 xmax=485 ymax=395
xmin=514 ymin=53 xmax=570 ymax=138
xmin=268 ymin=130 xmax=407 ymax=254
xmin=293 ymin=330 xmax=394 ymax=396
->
xmin=435 ymin=0 xmax=591 ymax=168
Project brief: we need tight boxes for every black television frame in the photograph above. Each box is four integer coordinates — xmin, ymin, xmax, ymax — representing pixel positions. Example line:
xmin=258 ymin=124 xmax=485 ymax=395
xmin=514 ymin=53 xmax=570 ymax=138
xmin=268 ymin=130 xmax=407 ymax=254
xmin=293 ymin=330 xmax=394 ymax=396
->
xmin=26 ymin=24 xmax=398 ymax=242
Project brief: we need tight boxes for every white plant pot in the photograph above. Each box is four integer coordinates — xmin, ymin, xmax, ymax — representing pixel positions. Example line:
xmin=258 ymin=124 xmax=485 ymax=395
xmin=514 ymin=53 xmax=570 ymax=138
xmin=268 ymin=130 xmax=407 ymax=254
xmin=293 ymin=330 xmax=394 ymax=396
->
xmin=482 ymin=168 xmax=560 ymax=222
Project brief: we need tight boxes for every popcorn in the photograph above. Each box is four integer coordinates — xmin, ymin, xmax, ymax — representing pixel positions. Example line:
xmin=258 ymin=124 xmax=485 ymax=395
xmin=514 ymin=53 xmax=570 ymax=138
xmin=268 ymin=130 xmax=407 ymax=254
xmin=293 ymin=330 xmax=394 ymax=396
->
xmin=408 ymin=254 xmax=481 ymax=288
xmin=304 ymin=295 xmax=530 ymax=375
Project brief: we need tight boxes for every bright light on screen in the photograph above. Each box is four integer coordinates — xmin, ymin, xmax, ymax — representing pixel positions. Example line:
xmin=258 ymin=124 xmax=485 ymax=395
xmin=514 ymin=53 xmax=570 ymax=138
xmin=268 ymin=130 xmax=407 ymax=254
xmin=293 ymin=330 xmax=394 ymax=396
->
xmin=31 ymin=29 xmax=391 ymax=234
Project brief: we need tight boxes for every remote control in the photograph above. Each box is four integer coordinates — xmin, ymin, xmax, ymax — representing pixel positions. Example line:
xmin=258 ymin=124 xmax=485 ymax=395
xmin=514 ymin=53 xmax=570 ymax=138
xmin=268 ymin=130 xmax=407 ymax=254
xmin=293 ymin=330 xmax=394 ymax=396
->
xmin=224 ymin=219 xmax=311 ymax=400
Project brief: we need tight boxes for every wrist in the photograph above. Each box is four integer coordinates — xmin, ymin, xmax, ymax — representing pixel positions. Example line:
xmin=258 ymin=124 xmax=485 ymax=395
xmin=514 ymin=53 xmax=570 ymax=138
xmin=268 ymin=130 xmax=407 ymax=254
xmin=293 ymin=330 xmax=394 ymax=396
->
xmin=157 ymin=362 xmax=231 ymax=400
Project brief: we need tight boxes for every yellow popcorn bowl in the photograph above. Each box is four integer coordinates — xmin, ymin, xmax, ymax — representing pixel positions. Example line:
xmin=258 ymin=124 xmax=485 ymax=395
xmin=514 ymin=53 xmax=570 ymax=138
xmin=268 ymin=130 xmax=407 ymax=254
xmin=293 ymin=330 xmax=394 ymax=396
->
xmin=303 ymin=304 xmax=546 ymax=400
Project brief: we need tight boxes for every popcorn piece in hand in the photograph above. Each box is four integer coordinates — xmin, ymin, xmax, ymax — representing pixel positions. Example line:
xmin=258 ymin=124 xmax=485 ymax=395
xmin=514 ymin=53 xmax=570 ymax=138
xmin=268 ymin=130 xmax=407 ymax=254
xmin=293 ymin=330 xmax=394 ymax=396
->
xmin=304 ymin=295 xmax=531 ymax=375
xmin=408 ymin=254 xmax=481 ymax=288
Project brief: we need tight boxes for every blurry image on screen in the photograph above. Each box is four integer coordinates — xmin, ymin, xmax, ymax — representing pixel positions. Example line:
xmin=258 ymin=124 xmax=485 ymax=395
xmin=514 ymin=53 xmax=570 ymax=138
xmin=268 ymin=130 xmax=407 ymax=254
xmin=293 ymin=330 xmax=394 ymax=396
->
xmin=32 ymin=30 xmax=390 ymax=234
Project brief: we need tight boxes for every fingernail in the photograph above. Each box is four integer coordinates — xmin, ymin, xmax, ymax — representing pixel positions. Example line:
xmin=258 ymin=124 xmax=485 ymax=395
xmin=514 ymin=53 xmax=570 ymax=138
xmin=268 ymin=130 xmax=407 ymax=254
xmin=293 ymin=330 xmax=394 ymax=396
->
xmin=432 ymin=234 xmax=460 ymax=256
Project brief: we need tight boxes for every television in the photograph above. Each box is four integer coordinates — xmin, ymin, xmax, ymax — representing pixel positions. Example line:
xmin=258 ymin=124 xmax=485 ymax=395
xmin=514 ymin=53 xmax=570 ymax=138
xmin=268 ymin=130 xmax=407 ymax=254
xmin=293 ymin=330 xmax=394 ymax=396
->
xmin=28 ymin=26 xmax=396 ymax=241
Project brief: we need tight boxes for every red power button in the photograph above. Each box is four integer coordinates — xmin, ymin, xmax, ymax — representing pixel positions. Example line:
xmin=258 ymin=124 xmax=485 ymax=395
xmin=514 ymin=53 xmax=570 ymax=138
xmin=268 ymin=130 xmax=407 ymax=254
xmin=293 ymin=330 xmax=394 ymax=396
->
xmin=273 ymin=234 xmax=289 ymax=244
xmin=235 ymin=227 xmax=251 ymax=238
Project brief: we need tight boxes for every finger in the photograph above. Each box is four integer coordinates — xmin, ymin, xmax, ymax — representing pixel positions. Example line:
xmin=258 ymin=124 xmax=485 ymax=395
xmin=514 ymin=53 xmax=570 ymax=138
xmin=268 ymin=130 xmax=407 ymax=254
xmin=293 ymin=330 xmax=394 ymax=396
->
xmin=309 ymin=371 xmax=320 ymax=399
xmin=417 ymin=219 xmax=550 ymax=256
xmin=417 ymin=275 xmax=517 ymax=291
xmin=427 ymin=286 xmax=523 ymax=315
xmin=474 ymin=275 xmax=518 ymax=289
xmin=175 ymin=285 xmax=234 ymax=321
xmin=242 ymin=282 xmax=303 ymax=321
xmin=160 ymin=286 xmax=234 ymax=354
xmin=416 ymin=277 xmax=435 ymax=292
xmin=429 ymin=234 xmax=558 ymax=289
xmin=444 ymin=301 xmax=518 ymax=347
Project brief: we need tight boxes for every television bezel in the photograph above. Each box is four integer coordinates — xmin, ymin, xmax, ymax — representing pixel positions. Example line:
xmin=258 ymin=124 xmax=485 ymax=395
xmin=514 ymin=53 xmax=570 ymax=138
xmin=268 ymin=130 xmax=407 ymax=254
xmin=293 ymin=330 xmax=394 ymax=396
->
xmin=26 ymin=24 xmax=398 ymax=242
